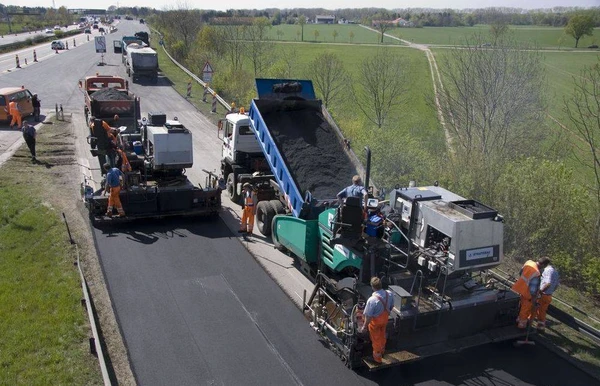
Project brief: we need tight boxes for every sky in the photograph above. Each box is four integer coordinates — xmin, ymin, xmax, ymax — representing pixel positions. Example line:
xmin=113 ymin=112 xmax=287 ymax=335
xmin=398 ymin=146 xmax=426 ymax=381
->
xmin=14 ymin=0 xmax=600 ymax=12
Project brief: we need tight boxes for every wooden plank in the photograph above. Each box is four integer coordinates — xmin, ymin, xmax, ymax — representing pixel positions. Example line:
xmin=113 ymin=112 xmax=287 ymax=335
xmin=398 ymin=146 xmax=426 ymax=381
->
xmin=363 ymin=350 xmax=421 ymax=371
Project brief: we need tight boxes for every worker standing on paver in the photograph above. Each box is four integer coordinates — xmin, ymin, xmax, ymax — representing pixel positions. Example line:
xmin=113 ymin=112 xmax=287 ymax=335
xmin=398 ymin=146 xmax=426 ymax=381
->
xmin=536 ymin=260 xmax=559 ymax=332
xmin=22 ymin=123 xmax=37 ymax=162
xmin=337 ymin=175 xmax=368 ymax=210
xmin=104 ymin=163 xmax=126 ymax=217
xmin=511 ymin=257 xmax=550 ymax=329
xmin=238 ymin=182 xmax=257 ymax=235
xmin=7 ymin=97 xmax=22 ymax=129
xmin=359 ymin=277 xmax=394 ymax=364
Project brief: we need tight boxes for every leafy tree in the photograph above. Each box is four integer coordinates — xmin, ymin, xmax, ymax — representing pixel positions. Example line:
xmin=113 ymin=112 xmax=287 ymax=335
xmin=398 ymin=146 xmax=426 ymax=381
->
xmin=297 ymin=15 xmax=306 ymax=42
xmin=313 ymin=29 xmax=319 ymax=41
xmin=332 ymin=29 xmax=338 ymax=42
xmin=565 ymin=15 xmax=594 ymax=48
xmin=349 ymin=31 xmax=355 ymax=43
xmin=306 ymin=52 xmax=348 ymax=108
xmin=351 ymin=49 xmax=406 ymax=129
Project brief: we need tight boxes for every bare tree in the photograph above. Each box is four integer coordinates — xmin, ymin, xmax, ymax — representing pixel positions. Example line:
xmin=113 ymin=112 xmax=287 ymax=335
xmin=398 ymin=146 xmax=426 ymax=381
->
xmin=271 ymin=46 xmax=298 ymax=78
xmin=158 ymin=5 xmax=203 ymax=51
xmin=352 ymin=49 xmax=406 ymax=129
xmin=245 ymin=17 xmax=274 ymax=77
xmin=438 ymin=35 xmax=545 ymax=160
xmin=221 ymin=21 xmax=247 ymax=72
xmin=565 ymin=60 xmax=600 ymax=204
xmin=306 ymin=52 xmax=348 ymax=108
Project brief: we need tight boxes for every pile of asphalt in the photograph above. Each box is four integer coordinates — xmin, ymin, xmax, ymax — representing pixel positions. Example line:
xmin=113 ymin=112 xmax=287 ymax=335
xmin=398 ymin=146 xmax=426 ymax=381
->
xmin=257 ymin=99 xmax=357 ymax=200
xmin=91 ymin=87 xmax=134 ymax=101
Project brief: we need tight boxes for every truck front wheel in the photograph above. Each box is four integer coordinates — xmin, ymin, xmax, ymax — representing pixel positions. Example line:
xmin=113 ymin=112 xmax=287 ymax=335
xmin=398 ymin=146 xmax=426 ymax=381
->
xmin=226 ymin=173 xmax=240 ymax=203
xmin=256 ymin=201 xmax=275 ymax=236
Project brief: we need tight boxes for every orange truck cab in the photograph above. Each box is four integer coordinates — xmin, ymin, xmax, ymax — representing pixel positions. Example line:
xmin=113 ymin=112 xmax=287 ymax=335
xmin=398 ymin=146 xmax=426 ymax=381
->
xmin=0 ymin=87 xmax=34 ymax=122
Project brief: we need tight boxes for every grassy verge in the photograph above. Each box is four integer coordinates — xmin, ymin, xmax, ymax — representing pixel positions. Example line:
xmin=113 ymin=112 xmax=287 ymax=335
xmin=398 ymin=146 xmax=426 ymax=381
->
xmin=0 ymin=119 xmax=101 ymax=385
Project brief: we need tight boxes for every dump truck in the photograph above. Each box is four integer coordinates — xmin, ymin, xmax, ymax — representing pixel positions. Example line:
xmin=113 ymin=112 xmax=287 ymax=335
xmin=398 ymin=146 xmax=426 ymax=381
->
xmin=219 ymin=79 xmax=364 ymax=236
xmin=80 ymin=74 xmax=140 ymax=131
xmin=219 ymin=78 xmax=525 ymax=370
xmin=82 ymin=112 xmax=222 ymax=223
xmin=125 ymin=44 xmax=158 ymax=83
xmin=113 ymin=35 xmax=146 ymax=64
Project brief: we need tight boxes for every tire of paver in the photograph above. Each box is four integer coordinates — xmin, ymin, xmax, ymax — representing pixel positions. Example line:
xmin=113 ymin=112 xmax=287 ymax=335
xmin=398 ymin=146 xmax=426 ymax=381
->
xmin=256 ymin=200 xmax=275 ymax=236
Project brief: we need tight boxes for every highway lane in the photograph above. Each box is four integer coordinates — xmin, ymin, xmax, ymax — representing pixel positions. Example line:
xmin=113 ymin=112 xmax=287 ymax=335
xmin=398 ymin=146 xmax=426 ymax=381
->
xmin=1 ymin=19 xmax=597 ymax=386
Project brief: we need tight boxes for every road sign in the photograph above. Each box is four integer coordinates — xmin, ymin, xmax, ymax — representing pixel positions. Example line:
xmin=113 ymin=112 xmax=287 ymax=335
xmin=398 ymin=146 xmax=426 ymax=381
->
xmin=94 ymin=36 xmax=106 ymax=53
xmin=202 ymin=61 xmax=214 ymax=83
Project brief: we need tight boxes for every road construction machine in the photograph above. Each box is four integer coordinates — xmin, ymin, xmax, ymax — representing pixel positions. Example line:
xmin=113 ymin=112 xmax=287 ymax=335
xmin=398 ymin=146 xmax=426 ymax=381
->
xmin=82 ymin=112 xmax=222 ymax=223
xmin=219 ymin=78 xmax=525 ymax=370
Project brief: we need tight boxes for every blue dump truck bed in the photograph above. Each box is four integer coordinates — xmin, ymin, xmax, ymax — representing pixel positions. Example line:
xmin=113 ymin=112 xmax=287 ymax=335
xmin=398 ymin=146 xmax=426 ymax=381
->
xmin=248 ymin=79 xmax=359 ymax=218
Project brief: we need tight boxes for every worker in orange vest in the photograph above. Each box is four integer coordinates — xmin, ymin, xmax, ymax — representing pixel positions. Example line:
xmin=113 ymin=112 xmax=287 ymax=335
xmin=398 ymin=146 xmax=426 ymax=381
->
xmin=511 ymin=257 xmax=550 ymax=329
xmin=103 ymin=163 xmax=126 ymax=217
xmin=359 ymin=277 xmax=394 ymax=364
xmin=238 ymin=182 xmax=257 ymax=235
xmin=7 ymin=97 xmax=22 ymax=129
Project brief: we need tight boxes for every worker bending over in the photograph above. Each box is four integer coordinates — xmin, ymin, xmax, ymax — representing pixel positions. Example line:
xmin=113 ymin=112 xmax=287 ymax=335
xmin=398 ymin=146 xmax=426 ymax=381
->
xmin=337 ymin=175 xmax=368 ymax=211
xmin=359 ymin=277 xmax=394 ymax=363
xmin=536 ymin=260 xmax=559 ymax=332
xmin=511 ymin=257 xmax=550 ymax=329
xmin=104 ymin=163 xmax=126 ymax=217
xmin=238 ymin=182 xmax=257 ymax=235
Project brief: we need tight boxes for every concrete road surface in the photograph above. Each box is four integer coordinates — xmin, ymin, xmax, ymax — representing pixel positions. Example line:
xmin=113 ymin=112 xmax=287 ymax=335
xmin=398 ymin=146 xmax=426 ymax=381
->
xmin=0 ymin=20 xmax=597 ymax=386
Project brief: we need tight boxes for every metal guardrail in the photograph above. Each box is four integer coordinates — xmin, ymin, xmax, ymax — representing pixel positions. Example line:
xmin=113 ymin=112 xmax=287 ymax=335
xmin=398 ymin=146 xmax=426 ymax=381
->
xmin=63 ymin=214 xmax=112 ymax=386
xmin=489 ymin=268 xmax=600 ymax=346
xmin=153 ymin=29 xmax=231 ymax=112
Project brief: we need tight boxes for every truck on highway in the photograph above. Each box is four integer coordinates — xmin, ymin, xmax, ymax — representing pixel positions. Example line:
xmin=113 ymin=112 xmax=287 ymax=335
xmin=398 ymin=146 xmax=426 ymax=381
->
xmin=80 ymin=74 xmax=140 ymax=129
xmin=125 ymin=45 xmax=158 ymax=83
xmin=219 ymin=78 xmax=525 ymax=370
xmin=113 ymin=35 xmax=146 ymax=64
xmin=82 ymin=112 xmax=222 ymax=223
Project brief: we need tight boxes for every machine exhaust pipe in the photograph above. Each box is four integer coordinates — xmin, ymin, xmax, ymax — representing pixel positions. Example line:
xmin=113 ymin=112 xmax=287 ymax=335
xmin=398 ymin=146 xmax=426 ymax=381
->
xmin=364 ymin=146 xmax=371 ymax=191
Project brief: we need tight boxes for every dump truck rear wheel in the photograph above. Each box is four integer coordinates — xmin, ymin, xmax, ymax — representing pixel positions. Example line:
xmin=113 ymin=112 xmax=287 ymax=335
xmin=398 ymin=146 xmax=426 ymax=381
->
xmin=226 ymin=173 xmax=240 ymax=203
xmin=256 ymin=201 xmax=275 ymax=236
xmin=269 ymin=199 xmax=286 ymax=214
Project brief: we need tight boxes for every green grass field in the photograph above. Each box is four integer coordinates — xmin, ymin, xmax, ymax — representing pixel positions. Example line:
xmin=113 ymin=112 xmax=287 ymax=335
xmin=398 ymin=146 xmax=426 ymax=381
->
xmin=387 ymin=25 xmax=600 ymax=49
xmin=266 ymin=24 xmax=402 ymax=45
xmin=0 ymin=121 xmax=101 ymax=384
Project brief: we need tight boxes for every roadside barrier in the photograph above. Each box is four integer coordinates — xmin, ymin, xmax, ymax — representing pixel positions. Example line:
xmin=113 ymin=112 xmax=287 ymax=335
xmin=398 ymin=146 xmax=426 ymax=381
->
xmin=15 ymin=54 xmax=20 ymax=68
xmin=154 ymin=27 xmax=230 ymax=113
xmin=211 ymin=93 xmax=217 ymax=113
xmin=202 ymin=85 xmax=210 ymax=102
xmin=66 ymin=41 xmax=69 ymax=50
xmin=62 ymin=214 xmax=112 ymax=386
xmin=186 ymin=81 xmax=192 ymax=98
xmin=33 ymin=50 xmax=38 ymax=62
xmin=55 ymin=48 xmax=59 ymax=54
xmin=73 ymin=38 xmax=76 ymax=47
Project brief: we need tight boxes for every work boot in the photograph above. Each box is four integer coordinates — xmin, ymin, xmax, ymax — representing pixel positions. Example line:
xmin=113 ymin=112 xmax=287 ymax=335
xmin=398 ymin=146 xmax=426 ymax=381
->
xmin=238 ymin=229 xmax=246 ymax=233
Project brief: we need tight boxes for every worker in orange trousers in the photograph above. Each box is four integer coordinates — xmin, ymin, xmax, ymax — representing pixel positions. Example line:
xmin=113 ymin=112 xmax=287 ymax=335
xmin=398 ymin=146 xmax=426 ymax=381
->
xmin=511 ymin=257 xmax=550 ymax=329
xmin=7 ymin=97 xmax=22 ymax=129
xmin=238 ymin=182 xmax=257 ymax=234
xmin=359 ymin=277 xmax=394 ymax=363
xmin=104 ymin=163 xmax=125 ymax=217
xmin=536 ymin=261 xmax=559 ymax=331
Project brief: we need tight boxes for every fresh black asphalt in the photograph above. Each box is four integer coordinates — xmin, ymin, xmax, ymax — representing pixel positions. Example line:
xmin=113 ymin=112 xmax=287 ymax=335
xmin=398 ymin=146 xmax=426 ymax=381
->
xmin=93 ymin=217 xmax=598 ymax=386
